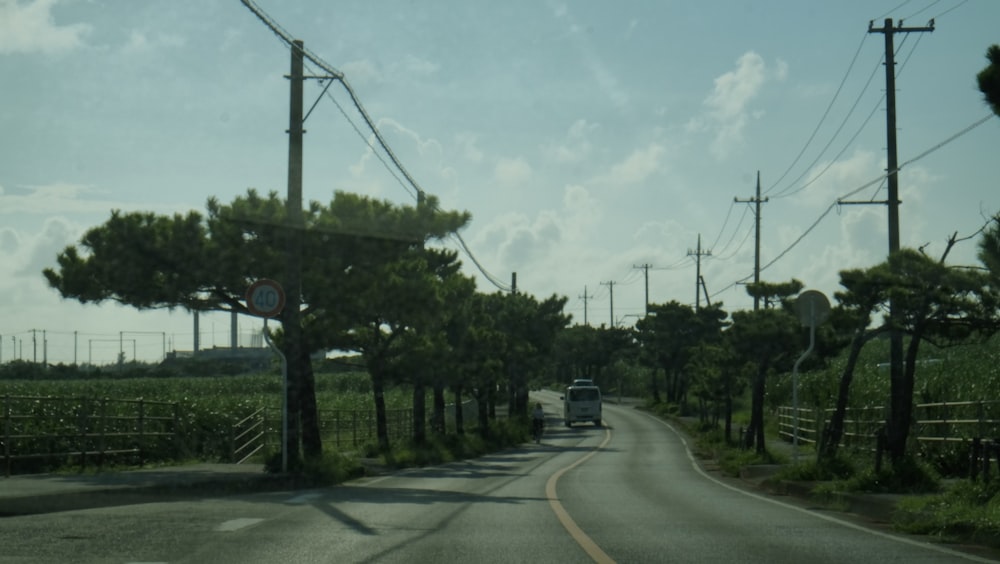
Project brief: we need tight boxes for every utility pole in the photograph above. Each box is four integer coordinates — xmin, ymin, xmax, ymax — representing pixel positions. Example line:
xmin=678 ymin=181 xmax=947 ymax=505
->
xmin=735 ymin=171 xmax=768 ymax=311
xmin=699 ymin=275 xmax=711 ymax=309
xmin=867 ymin=18 xmax=933 ymax=255
xmin=867 ymin=17 xmax=934 ymax=464
xmin=687 ymin=234 xmax=711 ymax=311
xmin=283 ymin=38 xmax=306 ymax=467
xmin=633 ymin=263 xmax=652 ymax=314
xmin=601 ymin=281 xmax=616 ymax=328
xmin=579 ymin=285 xmax=594 ymax=326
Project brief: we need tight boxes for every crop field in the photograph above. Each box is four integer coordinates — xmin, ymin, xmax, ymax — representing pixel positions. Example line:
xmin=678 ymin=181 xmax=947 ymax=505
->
xmin=1 ymin=371 xmax=414 ymax=472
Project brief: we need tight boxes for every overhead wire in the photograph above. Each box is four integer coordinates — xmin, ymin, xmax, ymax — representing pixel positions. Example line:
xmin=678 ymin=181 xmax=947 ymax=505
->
xmin=769 ymin=52 xmax=885 ymax=199
xmin=929 ymin=0 xmax=967 ymax=20
xmin=769 ymin=23 xmax=927 ymax=201
xmin=711 ymin=204 xmax=753 ymax=259
xmin=710 ymin=112 xmax=996 ymax=300
xmin=763 ymin=33 xmax=870 ymax=195
xmin=239 ymin=0 xmax=512 ymax=293
xmin=903 ymin=0 xmax=941 ymax=21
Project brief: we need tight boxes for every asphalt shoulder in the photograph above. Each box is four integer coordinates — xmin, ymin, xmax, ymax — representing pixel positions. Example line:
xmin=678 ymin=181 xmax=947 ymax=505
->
xmin=0 ymin=463 xmax=282 ymax=517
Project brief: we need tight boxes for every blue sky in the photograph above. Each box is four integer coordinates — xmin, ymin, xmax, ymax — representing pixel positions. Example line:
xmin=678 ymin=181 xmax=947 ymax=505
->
xmin=1 ymin=0 xmax=998 ymax=364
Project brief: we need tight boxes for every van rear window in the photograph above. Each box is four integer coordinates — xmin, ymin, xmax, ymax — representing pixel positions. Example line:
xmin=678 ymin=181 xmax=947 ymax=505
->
xmin=569 ymin=388 xmax=600 ymax=401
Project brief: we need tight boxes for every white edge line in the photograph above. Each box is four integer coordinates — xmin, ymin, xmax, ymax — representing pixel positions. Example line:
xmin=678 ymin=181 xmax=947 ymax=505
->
xmin=643 ymin=411 xmax=996 ymax=563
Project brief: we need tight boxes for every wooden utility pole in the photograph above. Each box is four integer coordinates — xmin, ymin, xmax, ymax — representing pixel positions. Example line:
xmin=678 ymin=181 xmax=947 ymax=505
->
xmin=283 ymin=39 xmax=306 ymax=465
xmin=633 ymin=263 xmax=652 ymax=314
xmin=579 ymin=285 xmax=594 ymax=326
xmin=735 ymin=171 xmax=768 ymax=311
xmin=601 ymin=281 xmax=616 ymax=327
xmin=867 ymin=17 xmax=934 ymax=464
xmin=687 ymin=234 xmax=711 ymax=311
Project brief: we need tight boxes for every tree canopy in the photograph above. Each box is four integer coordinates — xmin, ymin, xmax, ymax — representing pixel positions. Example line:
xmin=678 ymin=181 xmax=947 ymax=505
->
xmin=978 ymin=44 xmax=1000 ymax=116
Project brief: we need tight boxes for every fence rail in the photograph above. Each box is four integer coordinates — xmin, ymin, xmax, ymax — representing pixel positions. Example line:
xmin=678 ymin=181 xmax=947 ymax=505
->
xmin=777 ymin=400 xmax=1000 ymax=478
xmin=778 ymin=400 xmax=1000 ymax=451
xmin=229 ymin=407 xmax=415 ymax=464
xmin=2 ymin=394 xmax=178 ymax=477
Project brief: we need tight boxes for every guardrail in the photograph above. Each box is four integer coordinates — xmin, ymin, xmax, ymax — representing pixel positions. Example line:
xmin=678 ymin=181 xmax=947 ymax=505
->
xmin=2 ymin=395 xmax=178 ymax=477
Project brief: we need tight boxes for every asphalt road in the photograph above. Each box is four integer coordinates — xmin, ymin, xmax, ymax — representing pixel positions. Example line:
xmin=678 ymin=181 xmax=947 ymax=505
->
xmin=3 ymin=392 xmax=999 ymax=563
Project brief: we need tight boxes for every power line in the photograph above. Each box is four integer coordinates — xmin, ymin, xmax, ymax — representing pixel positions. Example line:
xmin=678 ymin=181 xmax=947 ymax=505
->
xmin=764 ymin=33 xmax=870 ymax=195
xmin=710 ymin=112 xmax=994 ymax=301
xmin=240 ymin=0 xmax=511 ymax=293
xmin=770 ymin=53 xmax=885 ymax=198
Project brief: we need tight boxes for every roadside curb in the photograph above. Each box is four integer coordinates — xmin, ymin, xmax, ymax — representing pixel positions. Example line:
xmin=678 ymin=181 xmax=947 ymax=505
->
xmin=740 ymin=464 xmax=901 ymax=524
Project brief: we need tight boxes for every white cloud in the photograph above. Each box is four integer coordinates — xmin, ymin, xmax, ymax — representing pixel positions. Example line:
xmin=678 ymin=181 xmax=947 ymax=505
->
xmin=789 ymin=149 xmax=883 ymax=208
xmin=400 ymin=54 xmax=439 ymax=77
xmin=341 ymin=59 xmax=383 ymax=85
xmin=471 ymin=183 xmax=602 ymax=279
xmin=608 ymin=143 xmax=665 ymax=186
xmin=702 ymin=51 xmax=787 ymax=160
xmin=455 ymin=132 xmax=484 ymax=164
xmin=0 ymin=0 xmax=90 ymax=55
xmin=122 ymin=30 xmax=185 ymax=55
xmin=493 ymin=157 xmax=532 ymax=187
xmin=543 ymin=119 xmax=598 ymax=164
xmin=349 ymin=118 xmax=444 ymax=193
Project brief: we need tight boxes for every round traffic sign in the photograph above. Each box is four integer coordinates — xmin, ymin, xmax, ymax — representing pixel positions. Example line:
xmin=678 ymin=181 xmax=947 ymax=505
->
xmin=246 ymin=279 xmax=285 ymax=318
xmin=795 ymin=289 xmax=830 ymax=327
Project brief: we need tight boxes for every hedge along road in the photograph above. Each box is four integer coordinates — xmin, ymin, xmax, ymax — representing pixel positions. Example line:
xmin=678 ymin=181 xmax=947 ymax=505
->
xmin=5 ymin=393 xmax=1000 ymax=563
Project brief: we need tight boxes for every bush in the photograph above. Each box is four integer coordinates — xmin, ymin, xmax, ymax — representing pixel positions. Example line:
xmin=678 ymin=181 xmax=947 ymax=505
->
xmin=776 ymin=455 xmax=856 ymax=482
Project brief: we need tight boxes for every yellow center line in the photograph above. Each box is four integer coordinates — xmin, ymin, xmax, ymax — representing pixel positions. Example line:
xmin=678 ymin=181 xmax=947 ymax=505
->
xmin=545 ymin=424 xmax=615 ymax=564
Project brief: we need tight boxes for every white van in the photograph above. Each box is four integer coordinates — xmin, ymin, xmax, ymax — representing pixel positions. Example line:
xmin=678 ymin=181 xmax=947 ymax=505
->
xmin=562 ymin=385 xmax=602 ymax=427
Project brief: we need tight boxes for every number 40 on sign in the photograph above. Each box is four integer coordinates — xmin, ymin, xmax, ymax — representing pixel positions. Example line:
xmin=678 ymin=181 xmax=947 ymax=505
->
xmin=246 ymin=279 xmax=286 ymax=318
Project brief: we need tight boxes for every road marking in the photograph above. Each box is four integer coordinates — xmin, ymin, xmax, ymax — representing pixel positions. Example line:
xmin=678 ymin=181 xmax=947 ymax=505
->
xmin=545 ymin=424 xmax=616 ymax=564
xmin=644 ymin=412 xmax=998 ymax=564
xmin=215 ymin=518 xmax=265 ymax=532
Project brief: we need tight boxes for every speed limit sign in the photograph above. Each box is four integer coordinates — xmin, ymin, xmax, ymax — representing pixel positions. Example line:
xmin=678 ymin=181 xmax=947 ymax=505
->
xmin=246 ymin=279 xmax=286 ymax=318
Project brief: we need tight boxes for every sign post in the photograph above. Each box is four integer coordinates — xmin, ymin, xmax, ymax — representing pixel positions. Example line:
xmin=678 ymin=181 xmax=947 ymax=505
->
xmin=792 ymin=290 xmax=830 ymax=462
xmin=245 ymin=280 xmax=288 ymax=472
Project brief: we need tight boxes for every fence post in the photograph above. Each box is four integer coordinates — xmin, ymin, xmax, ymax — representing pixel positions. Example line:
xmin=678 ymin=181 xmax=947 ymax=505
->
xmin=3 ymin=395 xmax=10 ymax=477
xmin=172 ymin=402 xmax=181 ymax=459
xmin=137 ymin=398 xmax=145 ymax=467
xmin=978 ymin=401 xmax=986 ymax=441
xmin=98 ymin=398 xmax=108 ymax=470
xmin=971 ymin=437 xmax=982 ymax=481
xmin=77 ymin=398 xmax=88 ymax=471
xmin=335 ymin=411 xmax=341 ymax=449
xmin=984 ymin=440 xmax=992 ymax=484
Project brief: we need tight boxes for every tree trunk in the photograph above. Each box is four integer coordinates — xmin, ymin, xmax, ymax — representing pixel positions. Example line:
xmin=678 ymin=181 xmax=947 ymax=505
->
xmin=298 ymin=346 xmax=322 ymax=459
xmin=373 ymin=374 xmax=389 ymax=451
xmin=487 ymin=383 xmax=497 ymax=420
xmin=453 ymin=385 xmax=465 ymax=435
xmin=650 ymin=367 xmax=661 ymax=403
xmin=819 ymin=330 xmax=867 ymax=462
xmin=478 ymin=394 xmax=490 ymax=438
xmin=724 ymin=394 xmax=733 ymax=444
xmin=412 ymin=383 xmax=426 ymax=445
xmin=432 ymin=382 xmax=446 ymax=434
xmin=751 ymin=365 xmax=766 ymax=455
xmin=282 ymin=339 xmax=302 ymax=467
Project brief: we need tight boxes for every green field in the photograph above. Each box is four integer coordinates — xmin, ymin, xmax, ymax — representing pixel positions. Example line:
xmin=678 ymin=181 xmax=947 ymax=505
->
xmin=1 ymin=370 xmax=414 ymax=470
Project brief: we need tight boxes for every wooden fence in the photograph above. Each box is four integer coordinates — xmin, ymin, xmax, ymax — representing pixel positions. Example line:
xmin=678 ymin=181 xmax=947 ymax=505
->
xmin=2 ymin=395 xmax=179 ymax=477
xmin=229 ymin=400 xmax=488 ymax=463
xmin=777 ymin=400 xmax=1000 ymax=476
xmin=230 ymin=407 xmax=414 ymax=464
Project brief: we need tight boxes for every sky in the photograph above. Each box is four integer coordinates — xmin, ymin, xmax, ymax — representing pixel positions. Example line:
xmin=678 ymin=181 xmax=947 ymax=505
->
xmin=1 ymin=0 xmax=999 ymax=365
